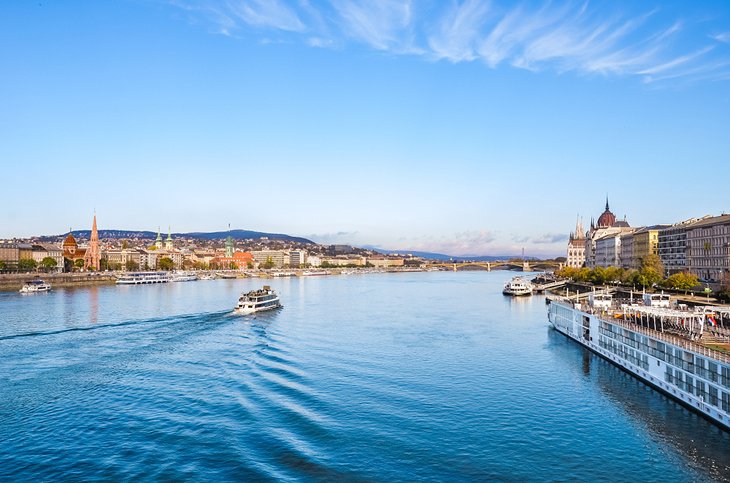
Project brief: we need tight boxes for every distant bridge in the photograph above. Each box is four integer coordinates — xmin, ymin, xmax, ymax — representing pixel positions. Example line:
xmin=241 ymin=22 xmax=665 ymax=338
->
xmin=427 ymin=260 xmax=561 ymax=272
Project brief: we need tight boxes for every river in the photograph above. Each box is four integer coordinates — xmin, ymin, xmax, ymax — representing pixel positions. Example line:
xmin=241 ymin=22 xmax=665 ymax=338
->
xmin=1 ymin=271 xmax=729 ymax=481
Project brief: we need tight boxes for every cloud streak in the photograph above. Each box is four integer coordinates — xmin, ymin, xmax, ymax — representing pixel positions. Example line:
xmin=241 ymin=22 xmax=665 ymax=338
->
xmin=169 ymin=1 xmax=730 ymax=84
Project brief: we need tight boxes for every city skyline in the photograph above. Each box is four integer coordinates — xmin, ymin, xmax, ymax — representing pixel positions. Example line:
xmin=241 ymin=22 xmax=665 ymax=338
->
xmin=1 ymin=1 xmax=729 ymax=257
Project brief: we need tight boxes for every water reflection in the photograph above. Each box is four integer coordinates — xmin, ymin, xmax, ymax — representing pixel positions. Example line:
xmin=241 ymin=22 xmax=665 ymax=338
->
xmin=88 ymin=286 xmax=99 ymax=325
xmin=547 ymin=329 xmax=730 ymax=481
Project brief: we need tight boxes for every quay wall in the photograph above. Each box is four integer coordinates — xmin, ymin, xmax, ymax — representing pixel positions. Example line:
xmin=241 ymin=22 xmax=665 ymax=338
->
xmin=0 ymin=272 xmax=116 ymax=292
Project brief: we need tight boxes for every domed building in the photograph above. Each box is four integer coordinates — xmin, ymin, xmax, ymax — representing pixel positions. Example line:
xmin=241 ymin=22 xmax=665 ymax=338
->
xmin=584 ymin=197 xmax=632 ymax=268
xmin=596 ymin=198 xmax=616 ymax=228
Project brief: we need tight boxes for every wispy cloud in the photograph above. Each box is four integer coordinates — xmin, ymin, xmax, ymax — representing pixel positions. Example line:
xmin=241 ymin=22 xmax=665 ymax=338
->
xmin=532 ymin=233 xmax=569 ymax=244
xmin=391 ymin=230 xmax=497 ymax=256
xmin=308 ymin=231 xmax=359 ymax=244
xmin=331 ymin=0 xmax=416 ymax=52
xmin=712 ymin=32 xmax=730 ymax=44
xmin=168 ymin=1 xmax=730 ymax=84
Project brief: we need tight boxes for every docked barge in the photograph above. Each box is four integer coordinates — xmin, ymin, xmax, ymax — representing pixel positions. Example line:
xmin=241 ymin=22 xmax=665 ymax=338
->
xmin=548 ymin=292 xmax=730 ymax=431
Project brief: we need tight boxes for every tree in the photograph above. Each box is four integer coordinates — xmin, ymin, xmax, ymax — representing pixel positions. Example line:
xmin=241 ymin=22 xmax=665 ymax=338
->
xmin=125 ymin=260 xmax=139 ymax=271
xmin=661 ymin=272 xmax=699 ymax=294
xmin=637 ymin=254 xmax=664 ymax=288
xmin=717 ymin=272 xmax=730 ymax=303
xmin=40 ymin=257 xmax=58 ymax=272
xmin=18 ymin=258 xmax=38 ymax=272
xmin=99 ymin=258 xmax=109 ymax=271
xmin=74 ymin=258 xmax=85 ymax=270
xmin=0 ymin=260 xmax=5 ymax=272
xmin=262 ymin=256 xmax=275 ymax=270
xmin=246 ymin=262 xmax=253 ymax=269
xmin=110 ymin=262 xmax=123 ymax=271
xmin=158 ymin=257 xmax=174 ymax=271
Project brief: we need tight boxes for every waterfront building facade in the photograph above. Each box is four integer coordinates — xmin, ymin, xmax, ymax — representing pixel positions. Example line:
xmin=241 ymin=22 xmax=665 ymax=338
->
xmin=0 ymin=242 xmax=20 ymax=270
xmin=594 ymin=233 xmax=622 ymax=268
xmin=632 ymin=225 xmax=668 ymax=269
xmin=584 ymin=198 xmax=631 ymax=268
xmin=251 ymin=250 xmax=288 ymax=268
xmin=658 ymin=217 xmax=709 ymax=275
xmin=566 ymin=216 xmax=586 ymax=268
xmin=686 ymin=214 xmax=730 ymax=282
xmin=368 ymin=257 xmax=405 ymax=268
xmin=289 ymin=250 xmax=307 ymax=268
xmin=619 ymin=231 xmax=635 ymax=270
xmin=31 ymin=244 xmax=64 ymax=272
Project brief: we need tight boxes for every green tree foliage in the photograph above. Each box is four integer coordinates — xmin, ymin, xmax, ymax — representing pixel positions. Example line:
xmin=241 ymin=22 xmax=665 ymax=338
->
xmin=661 ymin=272 xmax=699 ymax=293
xmin=636 ymin=254 xmax=664 ymax=288
xmin=125 ymin=260 xmax=139 ymax=271
xmin=40 ymin=257 xmax=58 ymax=271
xmin=18 ymin=258 xmax=38 ymax=271
xmin=0 ymin=260 xmax=6 ymax=271
xmin=262 ymin=257 xmax=275 ymax=270
xmin=74 ymin=258 xmax=85 ymax=269
xmin=158 ymin=257 xmax=175 ymax=271
xmin=246 ymin=262 xmax=253 ymax=269
xmin=590 ymin=266 xmax=607 ymax=285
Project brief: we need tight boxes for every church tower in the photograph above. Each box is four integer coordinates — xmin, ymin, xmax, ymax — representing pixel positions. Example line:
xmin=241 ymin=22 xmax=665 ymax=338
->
xmin=225 ymin=235 xmax=234 ymax=258
xmin=165 ymin=227 xmax=173 ymax=251
xmin=83 ymin=214 xmax=101 ymax=271
xmin=155 ymin=227 xmax=163 ymax=249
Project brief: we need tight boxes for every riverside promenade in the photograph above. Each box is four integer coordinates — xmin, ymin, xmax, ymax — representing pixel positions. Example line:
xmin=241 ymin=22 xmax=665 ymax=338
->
xmin=0 ymin=272 xmax=116 ymax=292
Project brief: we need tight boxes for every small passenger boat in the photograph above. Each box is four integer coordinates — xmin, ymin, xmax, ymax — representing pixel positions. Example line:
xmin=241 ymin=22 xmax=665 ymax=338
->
xmin=502 ymin=276 xmax=533 ymax=296
xmin=19 ymin=279 xmax=51 ymax=293
xmin=234 ymin=286 xmax=282 ymax=314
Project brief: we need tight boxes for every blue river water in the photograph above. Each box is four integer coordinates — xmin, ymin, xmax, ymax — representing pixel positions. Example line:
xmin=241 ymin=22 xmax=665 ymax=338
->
xmin=1 ymin=271 xmax=729 ymax=481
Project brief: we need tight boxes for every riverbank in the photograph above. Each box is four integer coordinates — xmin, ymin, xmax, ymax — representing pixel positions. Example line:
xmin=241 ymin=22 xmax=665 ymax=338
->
xmin=0 ymin=273 xmax=117 ymax=292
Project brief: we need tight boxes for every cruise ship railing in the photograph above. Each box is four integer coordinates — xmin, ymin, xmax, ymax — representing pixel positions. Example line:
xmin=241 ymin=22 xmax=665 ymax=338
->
xmin=550 ymin=299 xmax=730 ymax=364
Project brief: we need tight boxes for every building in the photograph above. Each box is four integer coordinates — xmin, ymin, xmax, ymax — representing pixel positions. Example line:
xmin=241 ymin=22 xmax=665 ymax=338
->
xmin=368 ymin=257 xmax=405 ymax=268
xmin=594 ymin=233 xmax=622 ymax=268
xmin=566 ymin=216 xmax=586 ymax=268
xmin=619 ymin=231 xmax=636 ymax=270
xmin=632 ymin=225 xmax=669 ymax=269
xmin=658 ymin=217 xmax=709 ymax=275
xmin=63 ymin=232 xmax=87 ymax=267
xmin=289 ymin=250 xmax=307 ymax=268
xmin=210 ymin=251 xmax=254 ymax=270
xmin=584 ymin=197 xmax=631 ymax=268
xmin=0 ymin=242 xmax=19 ymax=270
xmin=84 ymin=214 xmax=101 ymax=271
xmin=321 ymin=256 xmax=367 ymax=267
xmin=31 ymin=244 xmax=64 ymax=272
xmin=104 ymin=248 xmax=143 ymax=270
xmin=686 ymin=214 xmax=730 ymax=282
xmin=251 ymin=250 xmax=289 ymax=268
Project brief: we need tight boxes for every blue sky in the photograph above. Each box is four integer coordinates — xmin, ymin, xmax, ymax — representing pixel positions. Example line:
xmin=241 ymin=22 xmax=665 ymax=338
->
xmin=1 ymin=1 xmax=729 ymax=257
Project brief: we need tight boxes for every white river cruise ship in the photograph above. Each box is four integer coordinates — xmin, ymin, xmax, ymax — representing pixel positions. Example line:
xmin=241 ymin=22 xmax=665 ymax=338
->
xmin=116 ymin=272 xmax=172 ymax=285
xmin=548 ymin=291 xmax=730 ymax=431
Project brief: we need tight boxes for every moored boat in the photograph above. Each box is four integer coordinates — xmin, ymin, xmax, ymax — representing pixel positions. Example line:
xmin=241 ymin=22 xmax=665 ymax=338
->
xmin=503 ymin=276 xmax=533 ymax=296
xmin=171 ymin=271 xmax=198 ymax=282
xmin=548 ymin=291 xmax=730 ymax=432
xmin=19 ymin=280 xmax=51 ymax=293
xmin=116 ymin=272 xmax=171 ymax=285
xmin=234 ymin=285 xmax=282 ymax=314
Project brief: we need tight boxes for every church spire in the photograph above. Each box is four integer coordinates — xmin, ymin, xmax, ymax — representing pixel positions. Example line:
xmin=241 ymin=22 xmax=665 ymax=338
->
xmin=83 ymin=213 xmax=100 ymax=271
xmin=605 ymin=195 xmax=610 ymax=212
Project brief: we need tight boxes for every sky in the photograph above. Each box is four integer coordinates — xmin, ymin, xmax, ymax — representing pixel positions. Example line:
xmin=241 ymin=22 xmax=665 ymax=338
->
xmin=1 ymin=1 xmax=729 ymax=257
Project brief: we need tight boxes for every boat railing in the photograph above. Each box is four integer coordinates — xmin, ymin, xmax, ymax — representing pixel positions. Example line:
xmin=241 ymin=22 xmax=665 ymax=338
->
xmin=551 ymin=299 xmax=730 ymax=364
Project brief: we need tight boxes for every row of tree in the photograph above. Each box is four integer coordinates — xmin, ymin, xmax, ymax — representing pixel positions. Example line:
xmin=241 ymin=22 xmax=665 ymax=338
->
xmin=555 ymin=254 xmax=700 ymax=292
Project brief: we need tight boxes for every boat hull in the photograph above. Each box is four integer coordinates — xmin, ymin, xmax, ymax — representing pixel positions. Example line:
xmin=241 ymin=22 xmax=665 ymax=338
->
xmin=548 ymin=301 xmax=730 ymax=432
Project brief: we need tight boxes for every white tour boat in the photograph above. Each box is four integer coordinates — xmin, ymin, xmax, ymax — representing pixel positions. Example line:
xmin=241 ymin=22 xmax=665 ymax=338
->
xmin=234 ymin=286 xmax=282 ymax=314
xmin=116 ymin=272 xmax=172 ymax=285
xmin=548 ymin=291 xmax=730 ymax=431
xmin=502 ymin=276 xmax=533 ymax=296
xmin=171 ymin=271 xmax=198 ymax=282
xmin=302 ymin=270 xmax=329 ymax=276
xmin=19 ymin=280 xmax=51 ymax=293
